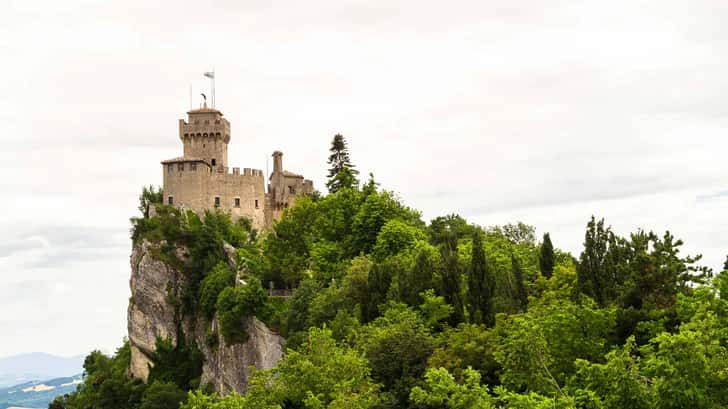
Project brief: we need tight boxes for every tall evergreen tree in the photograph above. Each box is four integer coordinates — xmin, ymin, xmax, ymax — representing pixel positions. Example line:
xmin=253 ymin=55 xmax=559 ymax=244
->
xmin=539 ymin=232 xmax=555 ymax=278
xmin=440 ymin=231 xmax=465 ymax=325
xmin=511 ymin=254 xmax=528 ymax=311
xmin=326 ymin=133 xmax=359 ymax=193
xmin=577 ymin=217 xmax=611 ymax=306
xmin=467 ymin=230 xmax=495 ymax=326
xmin=399 ymin=249 xmax=436 ymax=307
xmin=724 ymin=254 xmax=728 ymax=272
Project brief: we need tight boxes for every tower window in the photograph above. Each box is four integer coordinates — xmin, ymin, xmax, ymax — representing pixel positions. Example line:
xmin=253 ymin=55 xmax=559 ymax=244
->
xmin=214 ymin=196 xmax=220 ymax=207
xmin=190 ymin=163 xmax=197 ymax=171
xmin=288 ymin=186 xmax=295 ymax=194
xmin=211 ymin=159 xmax=217 ymax=166
xmin=178 ymin=163 xmax=184 ymax=171
xmin=167 ymin=164 xmax=173 ymax=172
xmin=168 ymin=196 xmax=174 ymax=205
xmin=234 ymin=198 xmax=240 ymax=208
xmin=255 ymin=199 xmax=259 ymax=209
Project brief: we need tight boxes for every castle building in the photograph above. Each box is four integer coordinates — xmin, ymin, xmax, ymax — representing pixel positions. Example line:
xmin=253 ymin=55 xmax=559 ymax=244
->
xmin=161 ymin=103 xmax=313 ymax=229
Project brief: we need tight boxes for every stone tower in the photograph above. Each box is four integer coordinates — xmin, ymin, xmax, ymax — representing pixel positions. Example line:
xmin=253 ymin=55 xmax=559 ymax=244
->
xmin=178 ymin=103 xmax=230 ymax=168
xmin=162 ymin=103 xmax=314 ymax=230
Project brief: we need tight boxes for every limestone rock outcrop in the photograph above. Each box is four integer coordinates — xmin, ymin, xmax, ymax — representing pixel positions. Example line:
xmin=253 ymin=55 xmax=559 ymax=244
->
xmin=127 ymin=240 xmax=284 ymax=394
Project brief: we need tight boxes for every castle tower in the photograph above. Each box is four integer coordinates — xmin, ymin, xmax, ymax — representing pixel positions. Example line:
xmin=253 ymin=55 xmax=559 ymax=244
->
xmin=178 ymin=103 xmax=230 ymax=169
xmin=272 ymin=150 xmax=283 ymax=173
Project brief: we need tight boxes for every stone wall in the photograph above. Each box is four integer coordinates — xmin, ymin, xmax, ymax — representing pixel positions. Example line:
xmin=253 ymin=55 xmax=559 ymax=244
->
xmin=162 ymin=162 xmax=267 ymax=230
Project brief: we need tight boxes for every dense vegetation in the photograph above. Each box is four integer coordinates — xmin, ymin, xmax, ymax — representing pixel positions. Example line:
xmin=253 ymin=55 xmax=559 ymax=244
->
xmin=54 ymin=136 xmax=728 ymax=409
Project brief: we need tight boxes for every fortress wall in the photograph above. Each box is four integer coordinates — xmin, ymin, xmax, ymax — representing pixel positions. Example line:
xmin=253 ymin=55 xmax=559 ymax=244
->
xmin=162 ymin=163 xmax=210 ymax=210
xmin=209 ymin=169 xmax=267 ymax=230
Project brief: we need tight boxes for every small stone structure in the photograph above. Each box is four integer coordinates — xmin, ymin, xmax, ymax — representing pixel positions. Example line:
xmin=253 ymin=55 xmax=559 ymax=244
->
xmin=161 ymin=103 xmax=313 ymax=229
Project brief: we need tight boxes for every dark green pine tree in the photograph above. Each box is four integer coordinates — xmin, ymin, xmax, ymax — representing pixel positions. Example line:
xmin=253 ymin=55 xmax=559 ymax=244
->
xmin=467 ymin=230 xmax=495 ymax=326
xmin=440 ymin=231 xmax=465 ymax=325
xmin=511 ymin=254 xmax=528 ymax=311
xmin=539 ymin=232 xmax=555 ymax=278
xmin=326 ymin=133 xmax=359 ymax=193
xmin=724 ymin=254 xmax=728 ymax=272
xmin=361 ymin=172 xmax=379 ymax=197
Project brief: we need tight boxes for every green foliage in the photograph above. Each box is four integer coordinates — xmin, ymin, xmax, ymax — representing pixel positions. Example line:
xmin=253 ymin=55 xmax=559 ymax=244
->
xmin=440 ymin=231 xmax=465 ymax=325
xmin=398 ymin=246 xmax=439 ymax=307
xmin=139 ymin=381 xmax=187 ymax=409
xmin=428 ymin=214 xmax=476 ymax=246
xmin=326 ymin=133 xmax=360 ymax=193
xmin=216 ymin=279 xmax=268 ymax=345
xmin=511 ymin=255 xmax=528 ymax=311
xmin=419 ymin=289 xmax=454 ymax=331
xmin=50 ymin=342 xmax=146 ymax=409
xmin=356 ymin=303 xmax=434 ymax=406
xmin=118 ymin=142 xmax=723 ymax=409
xmin=494 ymin=296 xmax=614 ymax=394
xmin=199 ymin=262 xmax=235 ymax=319
xmin=568 ymin=337 xmax=653 ymax=409
xmin=245 ymin=327 xmax=381 ymax=409
xmin=410 ymin=368 xmax=494 ymax=409
xmin=148 ymin=337 xmax=203 ymax=390
xmin=467 ymin=230 xmax=495 ymax=326
xmin=372 ymin=219 xmax=427 ymax=261
xmin=428 ymin=323 xmax=499 ymax=386
xmin=539 ymin=232 xmax=555 ymax=278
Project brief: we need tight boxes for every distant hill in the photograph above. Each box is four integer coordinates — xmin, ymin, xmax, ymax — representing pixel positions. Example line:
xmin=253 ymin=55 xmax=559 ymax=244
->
xmin=0 ymin=374 xmax=83 ymax=409
xmin=0 ymin=353 xmax=84 ymax=388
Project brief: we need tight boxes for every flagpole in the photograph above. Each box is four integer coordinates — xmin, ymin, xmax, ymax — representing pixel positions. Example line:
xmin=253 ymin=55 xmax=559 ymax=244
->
xmin=212 ymin=68 xmax=216 ymax=108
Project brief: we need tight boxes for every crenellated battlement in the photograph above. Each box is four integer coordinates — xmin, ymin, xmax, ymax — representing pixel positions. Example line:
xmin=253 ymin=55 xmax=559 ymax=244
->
xmin=162 ymin=103 xmax=313 ymax=230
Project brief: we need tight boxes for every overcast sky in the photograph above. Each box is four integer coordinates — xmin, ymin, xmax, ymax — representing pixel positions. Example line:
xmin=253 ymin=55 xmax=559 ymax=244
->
xmin=1 ymin=0 xmax=726 ymax=357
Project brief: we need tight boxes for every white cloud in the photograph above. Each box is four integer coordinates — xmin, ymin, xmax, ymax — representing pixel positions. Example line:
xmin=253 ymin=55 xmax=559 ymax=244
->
xmin=0 ymin=0 xmax=726 ymax=356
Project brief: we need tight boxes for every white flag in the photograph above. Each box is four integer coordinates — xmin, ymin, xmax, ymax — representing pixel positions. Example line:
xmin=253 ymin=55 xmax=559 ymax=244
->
xmin=204 ymin=71 xmax=214 ymax=79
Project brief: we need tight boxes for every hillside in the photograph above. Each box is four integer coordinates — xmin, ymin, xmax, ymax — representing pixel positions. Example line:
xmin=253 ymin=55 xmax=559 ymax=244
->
xmin=50 ymin=140 xmax=728 ymax=409
xmin=0 ymin=374 xmax=82 ymax=409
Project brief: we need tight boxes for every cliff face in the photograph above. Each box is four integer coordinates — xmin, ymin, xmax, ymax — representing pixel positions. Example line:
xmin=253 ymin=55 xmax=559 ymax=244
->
xmin=127 ymin=241 xmax=284 ymax=394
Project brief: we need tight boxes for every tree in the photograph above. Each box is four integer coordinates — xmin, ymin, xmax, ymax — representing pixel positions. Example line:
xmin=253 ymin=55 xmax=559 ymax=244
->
xmin=723 ymin=254 xmax=728 ymax=272
xmin=511 ymin=254 xmax=528 ymax=311
xmin=539 ymin=233 xmax=555 ymax=278
xmin=139 ymin=381 xmax=187 ymax=409
xmin=576 ymin=217 xmax=625 ymax=307
xmin=410 ymin=368 xmax=494 ymax=409
xmin=428 ymin=214 xmax=475 ymax=246
xmin=362 ymin=172 xmax=379 ymax=196
xmin=399 ymin=247 xmax=438 ymax=307
xmin=246 ymin=327 xmax=381 ymax=408
xmin=467 ymin=230 xmax=495 ymax=326
xmin=357 ymin=304 xmax=434 ymax=406
xmin=326 ymin=133 xmax=359 ymax=193
xmin=138 ymin=185 xmax=163 ymax=218
xmin=440 ymin=231 xmax=466 ymax=325
xmin=428 ymin=324 xmax=499 ymax=385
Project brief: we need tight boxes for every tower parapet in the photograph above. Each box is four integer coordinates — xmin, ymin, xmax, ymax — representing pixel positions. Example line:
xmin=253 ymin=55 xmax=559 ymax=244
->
xmin=179 ymin=103 xmax=231 ymax=168
xmin=161 ymin=102 xmax=313 ymax=230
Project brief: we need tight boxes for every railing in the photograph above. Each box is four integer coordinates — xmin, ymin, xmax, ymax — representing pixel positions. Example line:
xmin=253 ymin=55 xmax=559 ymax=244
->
xmin=269 ymin=288 xmax=294 ymax=298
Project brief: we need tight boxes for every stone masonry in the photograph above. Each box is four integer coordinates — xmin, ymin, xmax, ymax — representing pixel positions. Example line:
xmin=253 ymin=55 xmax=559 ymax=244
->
xmin=161 ymin=103 xmax=313 ymax=229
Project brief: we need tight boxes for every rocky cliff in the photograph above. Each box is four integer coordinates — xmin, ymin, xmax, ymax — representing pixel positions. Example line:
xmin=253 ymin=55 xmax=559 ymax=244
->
xmin=127 ymin=240 xmax=284 ymax=394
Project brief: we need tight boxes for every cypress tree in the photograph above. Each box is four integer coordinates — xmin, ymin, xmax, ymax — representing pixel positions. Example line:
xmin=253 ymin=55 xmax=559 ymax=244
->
xmin=440 ymin=231 xmax=465 ymax=325
xmin=326 ymin=133 xmax=359 ymax=193
xmin=511 ymin=254 xmax=528 ymax=311
xmin=467 ymin=230 xmax=495 ymax=326
xmin=399 ymin=249 xmax=435 ymax=307
xmin=539 ymin=232 xmax=555 ymax=278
